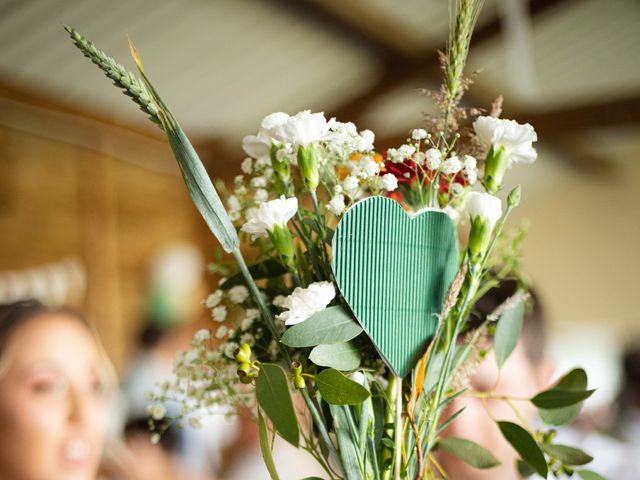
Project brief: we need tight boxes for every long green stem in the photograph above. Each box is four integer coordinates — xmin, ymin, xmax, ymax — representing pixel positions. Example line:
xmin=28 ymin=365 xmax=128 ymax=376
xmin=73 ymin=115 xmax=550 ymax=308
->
xmin=301 ymin=388 xmax=341 ymax=467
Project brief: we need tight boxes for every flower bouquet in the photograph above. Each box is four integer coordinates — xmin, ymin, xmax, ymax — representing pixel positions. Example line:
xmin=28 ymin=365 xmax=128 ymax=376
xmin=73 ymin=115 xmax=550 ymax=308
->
xmin=66 ymin=1 xmax=604 ymax=478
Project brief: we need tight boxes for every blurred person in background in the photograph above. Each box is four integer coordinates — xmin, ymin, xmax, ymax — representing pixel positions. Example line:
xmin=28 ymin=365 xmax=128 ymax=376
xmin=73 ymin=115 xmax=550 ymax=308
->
xmin=440 ymin=280 xmax=555 ymax=480
xmin=0 ymin=300 xmax=115 ymax=480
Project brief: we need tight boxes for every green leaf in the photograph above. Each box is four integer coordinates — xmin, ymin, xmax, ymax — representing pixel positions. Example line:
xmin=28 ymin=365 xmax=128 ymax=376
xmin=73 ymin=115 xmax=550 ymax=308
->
xmin=437 ymin=437 xmax=500 ymax=469
xmin=315 ymin=368 xmax=370 ymax=406
xmin=497 ymin=421 xmax=548 ymax=478
xmin=531 ymin=389 xmax=595 ymax=409
xmin=258 ymin=410 xmax=281 ymax=480
xmin=329 ymin=405 xmax=362 ymax=480
xmin=256 ymin=364 xmax=299 ymax=447
xmin=539 ymin=368 xmax=588 ymax=425
xmin=281 ymin=306 xmax=363 ymax=348
xmin=309 ymin=342 xmax=361 ymax=370
xmin=577 ymin=470 xmax=607 ymax=480
xmin=300 ymin=478 xmax=324 ymax=480
xmin=493 ymin=298 xmax=525 ymax=367
xmin=542 ymin=444 xmax=593 ymax=466
xmin=219 ymin=258 xmax=287 ymax=290
xmin=517 ymin=459 xmax=536 ymax=477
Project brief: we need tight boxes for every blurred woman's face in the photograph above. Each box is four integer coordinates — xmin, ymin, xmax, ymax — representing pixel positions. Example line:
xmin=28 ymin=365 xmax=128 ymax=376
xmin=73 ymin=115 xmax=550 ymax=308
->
xmin=0 ymin=313 xmax=108 ymax=480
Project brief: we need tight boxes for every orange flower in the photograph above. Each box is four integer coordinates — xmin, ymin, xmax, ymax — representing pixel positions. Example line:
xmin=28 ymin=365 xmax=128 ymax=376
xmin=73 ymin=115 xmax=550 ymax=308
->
xmin=336 ymin=165 xmax=350 ymax=180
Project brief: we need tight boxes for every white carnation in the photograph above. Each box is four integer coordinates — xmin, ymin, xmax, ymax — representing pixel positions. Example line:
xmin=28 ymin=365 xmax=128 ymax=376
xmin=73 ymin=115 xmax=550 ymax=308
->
xmin=273 ymin=110 xmax=332 ymax=147
xmin=277 ymin=281 xmax=336 ymax=326
xmin=473 ymin=116 xmax=537 ymax=165
xmin=464 ymin=192 xmax=502 ymax=227
xmin=241 ymin=195 xmax=298 ymax=239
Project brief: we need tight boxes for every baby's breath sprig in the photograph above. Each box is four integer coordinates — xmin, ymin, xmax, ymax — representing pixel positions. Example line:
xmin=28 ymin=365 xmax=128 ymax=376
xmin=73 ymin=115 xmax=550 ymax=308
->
xmin=64 ymin=26 xmax=160 ymax=125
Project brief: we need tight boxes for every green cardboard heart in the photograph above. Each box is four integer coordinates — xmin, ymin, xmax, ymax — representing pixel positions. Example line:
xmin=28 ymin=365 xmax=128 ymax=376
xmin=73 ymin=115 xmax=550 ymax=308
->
xmin=331 ymin=197 xmax=459 ymax=378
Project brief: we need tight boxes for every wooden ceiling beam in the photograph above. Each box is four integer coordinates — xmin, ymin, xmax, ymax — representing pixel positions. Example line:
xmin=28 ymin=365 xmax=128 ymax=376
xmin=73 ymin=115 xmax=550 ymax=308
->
xmin=328 ymin=0 xmax=576 ymax=124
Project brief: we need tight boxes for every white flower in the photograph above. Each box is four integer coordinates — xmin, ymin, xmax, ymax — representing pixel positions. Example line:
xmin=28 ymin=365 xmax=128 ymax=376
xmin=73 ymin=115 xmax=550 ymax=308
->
xmin=193 ymin=329 xmax=210 ymax=343
xmin=240 ymin=333 xmax=255 ymax=346
xmin=217 ymin=277 xmax=227 ymax=286
xmin=398 ymin=144 xmax=416 ymax=158
xmin=343 ymin=175 xmax=359 ymax=195
xmin=241 ymin=309 xmax=260 ymax=330
xmin=241 ymin=195 xmax=298 ymax=239
xmin=425 ymin=148 xmax=442 ymax=170
xmin=473 ymin=116 xmax=537 ymax=165
xmin=251 ymin=177 xmax=267 ymax=188
xmin=413 ymin=151 xmax=426 ymax=165
xmin=463 ymin=154 xmax=477 ymax=172
xmin=380 ymin=173 xmax=398 ymax=192
xmin=148 ymin=404 xmax=166 ymax=420
xmin=204 ymin=291 xmax=223 ymax=308
xmin=411 ymin=128 xmax=428 ymax=140
xmin=212 ymin=306 xmax=228 ymax=322
xmin=227 ymin=195 xmax=241 ymax=212
xmin=242 ymin=133 xmax=271 ymax=162
xmin=224 ymin=342 xmax=239 ymax=359
xmin=215 ymin=325 xmax=228 ymax=339
xmin=273 ymin=110 xmax=332 ymax=147
xmin=350 ymin=371 xmax=365 ymax=385
xmin=228 ymin=285 xmax=249 ymax=304
xmin=277 ymin=281 xmax=336 ymax=326
xmin=464 ymin=192 xmax=502 ymax=227
xmin=442 ymin=154 xmax=463 ymax=174
xmin=254 ymin=189 xmax=269 ymax=203
xmin=328 ymin=194 xmax=346 ymax=215
xmin=386 ymin=148 xmax=403 ymax=163
xmin=272 ymin=295 xmax=287 ymax=308
xmin=242 ymin=112 xmax=290 ymax=161
xmin=240 ymin=158 xmax=253 ymax=174
xmin=356 ymin=129 xmax=375 ymax=151
xmin=356 ymin=156 xmax=380 ymax=178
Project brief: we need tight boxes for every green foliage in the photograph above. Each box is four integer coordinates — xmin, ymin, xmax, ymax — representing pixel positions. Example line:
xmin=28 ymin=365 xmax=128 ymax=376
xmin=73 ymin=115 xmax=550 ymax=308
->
xmin=281 ymin=306 xmax=362 ymax=348
xmin=437 ymin=437 xmax=500 ymax=469
xmin=539 ymin=369 xmax=589 ymax=425
xmin=64 ymin=26 xmax=160 ymax=125
xmin=315 ymin=369 xmax=370 ymax=406
xmin=219 ymin=258 xmax=287 ymax=290
xmin=258 ymin=410 xmax=281 ymax=480
xmin=330 ymin=405 xmax=363 ymax=480
xmin=309 ymin=342 xmax=361 ymax=370
xmin=493 ymin=297 xmax=525 ymax=367
xmin=542 ymin=444 xmax=593 ymax=466
xmin=577 ymin=470 xmax=607 ymax=480
xmin=531 ymin=389 xmax=595 ymax=409
xmin=497 ymin=421 xmax=548 ymax=478
xmin=256 ymin=364 xmax=299 ymax=447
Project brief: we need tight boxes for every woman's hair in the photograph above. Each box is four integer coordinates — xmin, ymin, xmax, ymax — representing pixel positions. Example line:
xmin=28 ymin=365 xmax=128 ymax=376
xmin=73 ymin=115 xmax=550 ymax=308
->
xmin=0 ymin=299 xmax=117 ymax=389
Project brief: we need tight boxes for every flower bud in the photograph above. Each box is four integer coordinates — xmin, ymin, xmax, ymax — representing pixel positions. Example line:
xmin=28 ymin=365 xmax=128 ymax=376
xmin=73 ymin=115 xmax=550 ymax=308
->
xmin=269 ymin=224 xmax=296 ymax=271
xmin=297 ymin=143 xmax=320 ymax=191
xmin=464 ymin=192 xmax=502 ymax=261
xmin=270 ymin=144 xmax=291 ymax=194
xmin=291 ymin=361 xmax=305 ymax=389
xmin=507 ymin=185 xmax=521 ymax=208
xmin=483 ymin=145 xmax=509 ymax=194
xmin=234 ymin=343 xmax=252 ymax=364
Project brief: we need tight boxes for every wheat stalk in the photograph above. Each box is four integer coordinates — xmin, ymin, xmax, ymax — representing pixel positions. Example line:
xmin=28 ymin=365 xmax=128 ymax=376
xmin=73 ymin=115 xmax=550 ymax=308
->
xmin=64 ymin=25 xmax=160 ymax=125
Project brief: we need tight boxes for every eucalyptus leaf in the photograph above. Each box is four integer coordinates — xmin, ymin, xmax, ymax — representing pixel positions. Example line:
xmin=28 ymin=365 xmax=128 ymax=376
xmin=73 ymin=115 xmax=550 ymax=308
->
xmin=577 ymin=470 xmax=607 ymax=480
xmin=281 ymin=306 xmax=362 ymax=348
xmin=542 ymin=444 xmax=593 ymax=466
xmin=316 ymin=369 xmax=370 ymax=406
xmin=256 ymin=364 xmax=299 ymax=447
xmin=539 ymin=368 xmax=589 ymax=425
xmin=219 ymin=259 xmax=287 ymax=290
xmin=531 ymin=389 xmax=595 ymax=409
xmin=309 ymin=342 xmax=361 ymax=370
xmin=437 ymin=437 xmax=500 ymax=469
xmin=258 ymin=410 xmax=281 ymax=480
xmin=493 ymin=298 xmax=525 ymax=368
xmin=497 ymin=421 xmax=547 ymax=478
